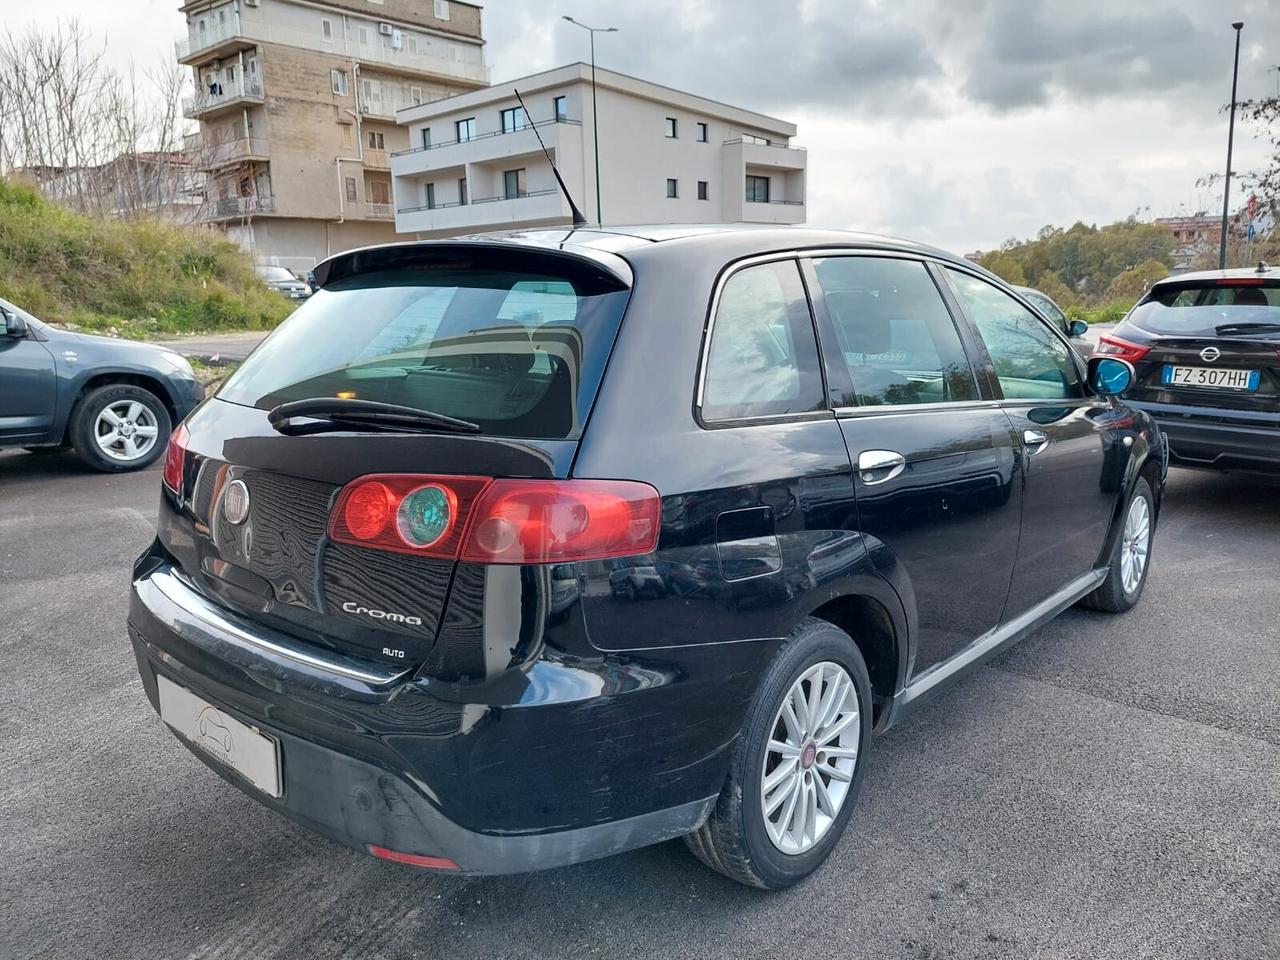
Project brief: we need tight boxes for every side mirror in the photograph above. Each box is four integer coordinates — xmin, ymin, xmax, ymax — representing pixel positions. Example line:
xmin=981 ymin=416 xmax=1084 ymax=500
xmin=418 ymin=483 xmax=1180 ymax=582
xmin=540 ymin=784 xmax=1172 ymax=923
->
xmin=1088 ymin=356 xmax=1134 ymax=396
xmin=1 ymin=307 xmax=26 ymax=338
xmin=1068 ymin=319 xmax=1089 ymax=338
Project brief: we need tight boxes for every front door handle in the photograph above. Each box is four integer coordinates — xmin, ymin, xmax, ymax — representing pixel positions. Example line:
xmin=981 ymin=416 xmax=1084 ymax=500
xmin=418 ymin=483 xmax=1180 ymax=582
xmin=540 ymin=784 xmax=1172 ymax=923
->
xmin=1023 ymin=429 xmax=1049 ymax=453
xmin=857 ymin=449 xmax=906 ymax=485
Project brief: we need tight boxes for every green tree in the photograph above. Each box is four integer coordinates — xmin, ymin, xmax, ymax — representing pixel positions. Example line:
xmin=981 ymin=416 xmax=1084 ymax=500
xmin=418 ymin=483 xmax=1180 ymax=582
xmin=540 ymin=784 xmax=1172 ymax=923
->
xmin=978 ymin=251 xmax=1026 ymax=286
xmin=1104 ymin=259 xmax=1169 ymax=302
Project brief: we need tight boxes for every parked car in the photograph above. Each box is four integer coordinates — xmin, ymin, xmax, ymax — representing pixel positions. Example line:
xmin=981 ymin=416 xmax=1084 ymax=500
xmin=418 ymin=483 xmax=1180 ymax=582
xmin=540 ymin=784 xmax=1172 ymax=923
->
xmin=1014 ymin=285 xmax=1091 ymax=357
xmin=256 ymin=265 xmax=311 ymax=300
xmin=1096 ymin=263 xmax=1279 ymax=474
xmin=0 ymin=297 xmax=203 ymax=471
xmin=608 ymin=559 xmax=666 ymax=599
xmin=128 ymin=226 xmax=1165 ymax=890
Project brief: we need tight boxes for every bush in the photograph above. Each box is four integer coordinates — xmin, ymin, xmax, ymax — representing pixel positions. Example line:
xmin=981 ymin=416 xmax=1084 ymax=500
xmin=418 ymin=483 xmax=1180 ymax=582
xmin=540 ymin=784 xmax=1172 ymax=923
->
xmin=1065 ymin=301 xmax=1133 ymax=326
xmin=0 ymin=177 xmax=294 ymax=338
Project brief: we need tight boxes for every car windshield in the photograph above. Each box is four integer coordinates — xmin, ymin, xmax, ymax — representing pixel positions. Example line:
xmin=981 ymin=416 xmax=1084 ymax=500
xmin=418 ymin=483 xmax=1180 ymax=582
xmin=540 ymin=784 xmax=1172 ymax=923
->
xmin=220 ymin=252 xmax=630 ymax=440
xmin=1129 ymin=282 xmax=1280 ymax=337
xmin=257 ymin=267 xmax=298 ymax=282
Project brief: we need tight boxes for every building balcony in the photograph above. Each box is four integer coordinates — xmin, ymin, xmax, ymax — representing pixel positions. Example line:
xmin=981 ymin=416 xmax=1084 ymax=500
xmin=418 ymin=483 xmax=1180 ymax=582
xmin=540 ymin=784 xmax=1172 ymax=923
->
xmin=364 ymin=148 xmax=390 ymax=170
xmin=390 ymin=118 xmax=582 ymax=178
xmin=194 ymin=137 xmax=270 ymax=172
xmin=743 ymin=198 xmax=806 ymax=225
xmin=395 ymin=189 xmax=569 ymax=235
xmin=348 ymin=200 xmax=395 ymax=221
xmin=723 ymin=137 xmax=808 ymax=173
xmin=199 ymin=194 xmax=276 ymax=222
xmin=182 ymin=78 xmax=264 ymax=119
xmin=177 ymin=19 xmax=487 ymax=85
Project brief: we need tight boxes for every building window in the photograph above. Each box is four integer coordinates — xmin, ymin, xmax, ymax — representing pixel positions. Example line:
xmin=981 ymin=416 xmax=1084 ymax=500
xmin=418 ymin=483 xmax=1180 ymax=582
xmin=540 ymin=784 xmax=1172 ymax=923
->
xmin=435 ymin=0 xmax=451 ymax=20
xmin=340 ymin=124 xmax=353 ymax=148
xmin=455 ymin=117 xmax=476 ymax=142
xmin=345 ymin=176 xmax=358 ymax=202
xmin=697 ymin=122 xmax=708 ymax=142
xmin=503 ymin=168 xmax=527 ymax=199
xmin=425 ymin=182 xmax=436 ymax=209
xmin=500 ymin=106 xmax=527 ymax=133
xmin=458 ymin=177 xmax=468 ymax=205
xmin=321 ymin=18 xmax=334 ymax=40
xmin=330 ymin=69 xmax=348 ymax=96
xmin=420 ymin=127 xmax=431 ymax=150
xmin=745 ymin=175 xmax=770 ymax=203
xmin=410 ymin=85 xmax=423 ymax=106
xmin=368 ymin=131 xmax=384 ymax=149
xmin=554 ymin=95 xmax=567 ymax=121
xmin=370 ymin=180 xmax=390 ymax=204
xmin=665 ymin=117 xmax=677 ymax=138
xmin=407 ymin=36 xmax=419 ymax=56
xmin=697 ymin=180 xmax=708 ymax=200
xmin=666 ymin=178 xmax=678 ymax=199
xmin=357 ymin=26 xmax=370 ymax=46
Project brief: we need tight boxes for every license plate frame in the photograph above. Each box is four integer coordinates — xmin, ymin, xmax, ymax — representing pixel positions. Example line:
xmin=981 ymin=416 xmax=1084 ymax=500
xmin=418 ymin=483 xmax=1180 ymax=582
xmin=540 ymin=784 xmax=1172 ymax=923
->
xmin=157 ymin=674 xmax=282 ymax=798
xmin=1161 ymin=364 xmax=1260 ymax=391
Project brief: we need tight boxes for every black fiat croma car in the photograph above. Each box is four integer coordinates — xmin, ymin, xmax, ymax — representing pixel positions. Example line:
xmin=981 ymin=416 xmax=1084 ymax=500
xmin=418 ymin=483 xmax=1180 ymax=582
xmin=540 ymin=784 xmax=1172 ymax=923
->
xmin=129 ymin=225 xmax=1165 ymax=889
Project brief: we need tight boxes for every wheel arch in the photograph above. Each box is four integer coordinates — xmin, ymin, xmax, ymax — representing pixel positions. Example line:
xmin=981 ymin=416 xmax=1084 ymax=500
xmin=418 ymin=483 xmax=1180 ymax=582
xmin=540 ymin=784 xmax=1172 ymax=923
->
xmin=66 ymin=371 xmax=178 ymax=440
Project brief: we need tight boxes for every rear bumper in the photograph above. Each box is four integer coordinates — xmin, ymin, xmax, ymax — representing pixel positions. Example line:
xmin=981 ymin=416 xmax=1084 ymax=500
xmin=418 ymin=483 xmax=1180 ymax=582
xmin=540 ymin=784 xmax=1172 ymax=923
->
xmin=1128 ymin=400 xmax=1280 ymax=474
xmin=127 ymin=562 xmax=742 ymax=874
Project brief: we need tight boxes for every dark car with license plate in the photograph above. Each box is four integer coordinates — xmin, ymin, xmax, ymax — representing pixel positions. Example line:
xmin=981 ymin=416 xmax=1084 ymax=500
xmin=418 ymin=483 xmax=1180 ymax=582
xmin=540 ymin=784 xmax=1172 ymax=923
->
xmin=128 ymin=226 xmax=1165 ymax=889
xmin=1095 ymin=264 xmax=1280 ymax=474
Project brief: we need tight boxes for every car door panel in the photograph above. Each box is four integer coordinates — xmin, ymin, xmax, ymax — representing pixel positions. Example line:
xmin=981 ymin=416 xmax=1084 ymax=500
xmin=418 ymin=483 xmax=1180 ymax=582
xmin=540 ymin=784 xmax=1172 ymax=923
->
xmin=0 ymin=335 xmax=57 ymax=441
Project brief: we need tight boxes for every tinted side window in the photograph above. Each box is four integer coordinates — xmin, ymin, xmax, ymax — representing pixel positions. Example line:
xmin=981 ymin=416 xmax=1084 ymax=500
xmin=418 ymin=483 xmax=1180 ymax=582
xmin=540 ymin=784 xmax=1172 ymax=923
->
xmin=811 ymin=256 xmax=977 ymax=407
xmin=701 ymin=260 xmax=824 ymax=421
xmin=947 ymin=270 xmax=1082 ymax=401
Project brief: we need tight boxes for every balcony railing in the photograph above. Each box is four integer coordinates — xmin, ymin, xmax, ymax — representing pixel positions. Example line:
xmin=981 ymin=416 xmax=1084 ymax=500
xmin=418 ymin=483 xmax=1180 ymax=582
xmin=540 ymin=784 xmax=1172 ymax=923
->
xmin=745 ymin=198 xmax=805 ymax=206
xmin=195 ymin=137 xmax=270 ymax=170
xmin=182 ymin=78 xmax=263 ymax=118
xmin=392 ymin=117 xmax=579 ymax=158
xmin=200 ymin=194 xmax=275 ymax=220
xmin=177 ymin=18 xmax=487 ymax=84
xmin=724 ymin=136 xmax=806 ymax=151
xmin=364 ymin=148 xmax=390 ymax=169
xmin=347 ymin=201 xmax=394 ymax=220
xmin=396 ymin=185 xmax=558 ymax=212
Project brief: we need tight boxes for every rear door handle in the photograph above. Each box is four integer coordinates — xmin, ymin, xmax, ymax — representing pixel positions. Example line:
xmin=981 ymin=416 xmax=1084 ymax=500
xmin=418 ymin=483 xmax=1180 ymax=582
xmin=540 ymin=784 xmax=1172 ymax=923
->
xmin=1023 ymin=429 xmax=1049 ymax=453
xmin=857 ymin=449 xmax=906 ymax=485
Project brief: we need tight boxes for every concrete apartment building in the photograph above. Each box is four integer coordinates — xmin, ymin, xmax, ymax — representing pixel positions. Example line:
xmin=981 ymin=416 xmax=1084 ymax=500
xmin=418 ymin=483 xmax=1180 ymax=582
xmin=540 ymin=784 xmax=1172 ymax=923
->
xmin=177 ymin=0 xmax=488 ymax=272
xmin=390 ymin=63 xmax=807 ymax=237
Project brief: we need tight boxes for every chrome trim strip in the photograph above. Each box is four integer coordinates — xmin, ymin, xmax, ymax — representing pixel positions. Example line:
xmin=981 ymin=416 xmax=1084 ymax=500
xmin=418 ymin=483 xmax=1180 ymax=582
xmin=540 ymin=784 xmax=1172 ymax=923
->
xmin=834 ymin=399 xmax=1001 ymax=417
xmin=146 ymin=568 xmax=410 ymax=686
xmin=892 ymin=567 xmax=1107 ymax=720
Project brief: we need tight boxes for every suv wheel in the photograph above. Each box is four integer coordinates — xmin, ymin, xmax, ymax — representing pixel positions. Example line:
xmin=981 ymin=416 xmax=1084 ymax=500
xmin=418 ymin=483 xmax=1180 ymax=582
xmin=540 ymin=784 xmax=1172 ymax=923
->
xmin=685 ymin=616 xmax=872 ymax=889
xmin=69 ymin=384 xmax=171 ymax=473
xmin=1081 ymin=476 xmax=1155 ymax=613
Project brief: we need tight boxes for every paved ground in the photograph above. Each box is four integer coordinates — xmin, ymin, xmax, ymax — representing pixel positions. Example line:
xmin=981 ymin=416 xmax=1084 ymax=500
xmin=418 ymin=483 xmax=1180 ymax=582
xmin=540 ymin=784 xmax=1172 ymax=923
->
xmin=154 ymin=331 xmax=269 ymax=362
xmin=1 ymin=450 xmax=1277 ymax=960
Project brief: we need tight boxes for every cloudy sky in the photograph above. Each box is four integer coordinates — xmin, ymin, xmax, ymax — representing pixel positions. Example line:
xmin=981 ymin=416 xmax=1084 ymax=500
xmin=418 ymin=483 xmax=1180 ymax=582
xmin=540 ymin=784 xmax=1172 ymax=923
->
xmin=2 ymin=0 xmax=1277 ymax=251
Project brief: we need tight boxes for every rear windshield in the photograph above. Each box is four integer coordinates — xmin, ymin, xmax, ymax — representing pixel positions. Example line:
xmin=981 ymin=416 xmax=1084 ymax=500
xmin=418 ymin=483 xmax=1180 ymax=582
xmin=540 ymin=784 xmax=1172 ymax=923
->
xmin=220 ymin=252 xmax=630 ymax=440
xmin=256 ymin=266 xmax=297 ymax=282
xmin=1129 ymin=282 xmax=1280 ymax=337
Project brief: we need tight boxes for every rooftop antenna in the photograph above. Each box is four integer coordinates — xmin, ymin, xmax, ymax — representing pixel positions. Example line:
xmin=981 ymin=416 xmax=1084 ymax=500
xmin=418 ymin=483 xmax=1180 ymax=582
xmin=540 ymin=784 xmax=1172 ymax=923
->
xmin=514 ymin=88 xmax=587 ymax=229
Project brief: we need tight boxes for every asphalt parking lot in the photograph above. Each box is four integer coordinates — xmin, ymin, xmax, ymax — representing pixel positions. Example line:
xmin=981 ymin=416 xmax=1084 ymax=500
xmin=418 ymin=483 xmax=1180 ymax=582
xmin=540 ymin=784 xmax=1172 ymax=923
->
xmin=2 ymin=450 xmax=1277 ymax=960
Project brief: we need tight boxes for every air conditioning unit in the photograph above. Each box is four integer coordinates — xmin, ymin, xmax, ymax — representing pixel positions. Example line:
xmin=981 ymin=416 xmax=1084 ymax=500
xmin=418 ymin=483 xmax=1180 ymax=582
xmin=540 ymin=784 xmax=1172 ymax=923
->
xmin=378 ymin=22 xmax=393 ymax=36
xmin=244 ymin=0 xmax=259 ymax=6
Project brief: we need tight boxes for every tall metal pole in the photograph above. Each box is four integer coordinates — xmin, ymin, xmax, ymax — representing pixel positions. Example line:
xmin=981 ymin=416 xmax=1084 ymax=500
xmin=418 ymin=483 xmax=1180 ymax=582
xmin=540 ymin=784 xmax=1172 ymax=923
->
xmin=590 ymin=30 xmax=601 ymax=226
xmin=1220 ymin=21 xmax=1244 ymax=270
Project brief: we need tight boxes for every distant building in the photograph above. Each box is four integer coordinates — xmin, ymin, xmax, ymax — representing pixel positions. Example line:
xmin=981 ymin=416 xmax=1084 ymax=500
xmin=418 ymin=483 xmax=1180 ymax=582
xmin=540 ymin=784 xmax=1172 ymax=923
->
xmin=22 ymin=152 xmax=203 ymax=223
xmin=391 ymin=63 xmax=807 ymax=237
xmin=1154 ymin=215 xmax=1222 ymax=273
xmin=175 ymin=0 xmax=489 ymax=273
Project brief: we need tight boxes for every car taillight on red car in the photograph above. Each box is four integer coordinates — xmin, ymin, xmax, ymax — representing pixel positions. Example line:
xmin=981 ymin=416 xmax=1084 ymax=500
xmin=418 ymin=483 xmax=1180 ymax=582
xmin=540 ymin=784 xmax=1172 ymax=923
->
xmin=1094 ymin=334 xmax=1150 ymax=363
xmin=161 ymin=422 xmax=189 ymax=494
xmin=328 ymin=475 xmax=662 ymax=564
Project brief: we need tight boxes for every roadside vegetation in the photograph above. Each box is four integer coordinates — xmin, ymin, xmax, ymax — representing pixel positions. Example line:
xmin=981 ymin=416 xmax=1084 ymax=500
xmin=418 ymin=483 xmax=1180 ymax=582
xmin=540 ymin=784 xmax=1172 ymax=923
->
xmin=0 ymin=177 xmax=293 ymax=339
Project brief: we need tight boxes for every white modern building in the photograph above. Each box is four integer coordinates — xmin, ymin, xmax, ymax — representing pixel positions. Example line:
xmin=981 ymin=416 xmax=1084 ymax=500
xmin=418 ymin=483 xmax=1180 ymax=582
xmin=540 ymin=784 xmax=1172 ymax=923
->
xmin=390 ymin=63 xmax=806 ymax=236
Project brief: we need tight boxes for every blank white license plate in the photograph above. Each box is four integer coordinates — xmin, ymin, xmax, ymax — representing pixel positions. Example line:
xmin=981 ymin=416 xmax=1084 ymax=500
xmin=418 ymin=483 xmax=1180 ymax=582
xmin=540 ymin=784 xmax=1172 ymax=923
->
xmin=157 ymin=674 xmax=282 ymax=797
xmin=1162 ymin=365 xmax=1259 ymax=390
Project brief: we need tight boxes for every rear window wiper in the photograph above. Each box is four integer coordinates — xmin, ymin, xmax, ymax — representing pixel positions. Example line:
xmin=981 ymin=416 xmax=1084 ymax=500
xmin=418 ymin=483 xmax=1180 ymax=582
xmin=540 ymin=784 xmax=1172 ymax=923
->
xmin=267 ymin=398 xmax=481 ymax=436
xmin=1214 ymin=322 xmax=1280 ymax=336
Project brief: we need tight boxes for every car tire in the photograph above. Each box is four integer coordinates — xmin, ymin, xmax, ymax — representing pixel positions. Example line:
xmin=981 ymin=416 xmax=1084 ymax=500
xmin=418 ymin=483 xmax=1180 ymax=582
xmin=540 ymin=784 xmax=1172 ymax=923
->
xmin=1080 ymin=476 xmax=1155 ymax=614
xmin=684 ymin=616 xmax=873 ymax=889
xmin=69 ymin=384 xmax=171 ymax=473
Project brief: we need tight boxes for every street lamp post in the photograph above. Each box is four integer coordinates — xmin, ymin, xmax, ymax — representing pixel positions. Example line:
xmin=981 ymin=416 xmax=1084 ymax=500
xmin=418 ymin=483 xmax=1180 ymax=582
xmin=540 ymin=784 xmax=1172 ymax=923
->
xmin=563 ymin=16 xmax=617 ymax=227
xmin=1219 ymin=20 xmax=1244 ymax=270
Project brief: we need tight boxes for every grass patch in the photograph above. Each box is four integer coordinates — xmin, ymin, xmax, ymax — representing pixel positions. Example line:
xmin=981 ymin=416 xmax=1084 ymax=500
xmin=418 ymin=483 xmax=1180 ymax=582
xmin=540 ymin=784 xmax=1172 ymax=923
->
xmin=1064 ymin=302 xmax=1134 ymax=326
xmin=0 ymin=177 xmax=295 ymax=339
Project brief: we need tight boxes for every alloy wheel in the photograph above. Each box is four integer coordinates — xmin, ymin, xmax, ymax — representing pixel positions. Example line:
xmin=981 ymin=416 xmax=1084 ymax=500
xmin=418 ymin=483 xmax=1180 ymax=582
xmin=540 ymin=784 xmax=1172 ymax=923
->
xmin=760 ymin=660 xmax=860 ymax=855
xmin=94 ymin=400 xmax=160 ymax=462
xmin=1120 ymin=494 xmax=1151 ymax=595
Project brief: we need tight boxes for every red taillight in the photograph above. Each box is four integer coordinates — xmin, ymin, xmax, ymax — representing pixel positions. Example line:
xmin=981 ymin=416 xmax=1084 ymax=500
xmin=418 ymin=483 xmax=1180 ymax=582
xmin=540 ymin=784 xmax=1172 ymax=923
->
xmin=368 ymin=845 xmax=460 ymax=870
xmin=328 ymin=475 xmax=661 ymax=563
xmin=162 ymin=423 xmax=189 ymax=493
xmin=1215 ymin=277 xmax=1265 ymax=285
xmin=1094 ymin=334 xmax=1150 ymax=363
